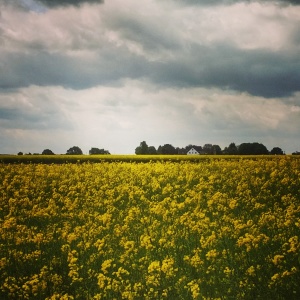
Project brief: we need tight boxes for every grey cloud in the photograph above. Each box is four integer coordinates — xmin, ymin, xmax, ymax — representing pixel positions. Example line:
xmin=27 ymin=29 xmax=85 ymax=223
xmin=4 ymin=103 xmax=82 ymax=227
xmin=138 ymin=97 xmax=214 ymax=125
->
xmin=0 ymin=107 xmax=65 ymax=130
xmin=0 ymin=0 xmax=104 ymax=11
xmin=1 ymin=43 xmax=299 ymax=98
xmin=35 ymin=0 xmax=104 ymax=7
xmin=291 ymin=29 xmax=300 ymax=47
xmin=0 ymin=47 xmax=148 ymax=90
xmin=0 ymin=89 xmax=72 ymax=130
xmin=271 ymin=0 xmax=300 ymax=4
xmin=173 ymin=0 xmax=300 ymax=6
xmin=1 ymin=0 xmax=299 ymax=98
xmin=151 ymin=45 xmax=300 ymax=98
xmin=107 ymin=16 xmax=181 ymax=54
xmin=172 ymin=0 xmax=241 ymax=6
xmin=0 ymin=108 xmax=23 ymax=120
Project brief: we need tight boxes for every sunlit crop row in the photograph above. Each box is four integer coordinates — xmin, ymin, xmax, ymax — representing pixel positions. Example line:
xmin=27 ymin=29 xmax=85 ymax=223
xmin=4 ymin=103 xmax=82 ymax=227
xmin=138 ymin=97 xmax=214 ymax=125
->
xmin=0 ymin=154 xmax=290 ymax=164
xmin=0 ymin=158 xmax=299 ymax=299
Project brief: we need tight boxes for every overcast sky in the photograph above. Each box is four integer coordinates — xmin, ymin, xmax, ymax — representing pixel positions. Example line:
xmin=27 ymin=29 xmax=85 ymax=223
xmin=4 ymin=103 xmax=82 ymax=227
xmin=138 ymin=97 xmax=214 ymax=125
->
xmin=0 ymin=0 xmax=299 ymax=154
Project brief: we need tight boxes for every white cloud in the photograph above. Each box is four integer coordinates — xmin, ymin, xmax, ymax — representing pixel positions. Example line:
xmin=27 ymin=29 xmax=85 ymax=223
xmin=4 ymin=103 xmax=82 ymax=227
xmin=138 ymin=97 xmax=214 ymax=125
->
xmin=2 ymin=1 xmax=298 ymax=56
xmin=1 ymin=82 xmax=299 ymax=154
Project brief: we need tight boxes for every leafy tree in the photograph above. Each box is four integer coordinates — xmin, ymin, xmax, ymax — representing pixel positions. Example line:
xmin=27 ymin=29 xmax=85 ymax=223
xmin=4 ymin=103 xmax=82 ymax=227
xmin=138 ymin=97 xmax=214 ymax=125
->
xmin=157 ymin=146 xmax=162 ymax=154
xmin=177 ymin=147 xmax=186 ymax=154
xmin=89 ymin=147 xmax=110 ymax=155
xmin=270 ymin=147 xmax=284 ymax=155
xmin=17 ymin=152 xmax=23 ymax=155
xmin=135 ymin=141 xmax=157 ymax=155
xmin=135 ymin=141 xmax=149 ymax=155
xmin=238 ymin=142 xmax=269 ymax=155
xmin=42 ymin=149 xmax=55 ymax=155
xmin=228 ymin=142 xmax=238 ymax=154
xmin=212 ymin=145 xmax=222 ymax=155
xmin=66 ymin=146 xmax=83 ymax=155
xmin=148 ymin=146 xmax=157 ymax=155
xmin=157 ymin=144 xmax=177 ymax=155
xmin=238 ymin=143 xmax=251 ymax=155
xmin=223 ymin=142 xmax=238 ymax=155
xmin=203 ymin=144 xmax=213 ymax=154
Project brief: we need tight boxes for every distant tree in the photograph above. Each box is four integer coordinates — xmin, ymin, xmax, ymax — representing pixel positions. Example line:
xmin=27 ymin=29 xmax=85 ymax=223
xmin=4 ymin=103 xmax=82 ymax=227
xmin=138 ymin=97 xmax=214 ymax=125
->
xmin=270 ymin=147 xmax=284 ymax=155
xmin=135 ymin=141 xmax=149 ymax=155
xmin=238 ymin=143 xmax=250 ymax=155
xmin=177 ymin=147 xmax=187 ymax=155
xmin=42 ymin=149 xmax=55 ymax=155
xmin=17 ymin=152 xmax=23 ymax=155
xmin=212 ymin=145 xmax=222 ymax=155
xmin=157 ymin=144 xmax=177 ymax=155
xmin=203 ymin=144 xmax=213 ymax=154
xmin=66 ymin=146 xmax=83 ymax=155
xmin=89 ymin=147 xmax=110 ymax=155
xmin=228 ymin=142 xmax=238 ymax=154
xmin=157 ymin=146 xmax=162 ymax=154
xmin=237 ymin=143 xmax=247 ymax=155
xmin=292 ymin=151 xmax=300 ymax=155
xmin=223 ymin=142 xmax=238 ymax=155
xmin=238 ymin=142 xmax=269 ymax=155
xmin=255 ymin=143 xmax=269 ymax=155
xmin=148 ymin=146 xmax=157 ymax=155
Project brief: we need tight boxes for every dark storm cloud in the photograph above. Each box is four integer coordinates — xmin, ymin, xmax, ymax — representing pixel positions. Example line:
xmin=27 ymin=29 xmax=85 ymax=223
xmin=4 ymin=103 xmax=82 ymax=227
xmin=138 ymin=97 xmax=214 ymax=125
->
xmin=108 ymin=16 xmax=180 ymax=54
xmin=35 ymin=0 xmax=104 ymax=7
xmin=2 ymin=43 xmax=298 ymax=98
xmin=0 ymin=48 xmax=148 ymax=90
xmin=173 ymin=0 xmax=300 ymax=5
xmin=0 ymin=107 xmax=51 ymax=129
xmin=0 ymin=106 xmax=64 ymax=130
xmin=0 ymin=0 xmax=104 ymax=11
xmin=1 ymin=0 xmax=299 ymax=98
xmin=152 ymin=45 xmax=300 ymax=98
xmin=266 ymin=0 xmax=300 ymax=4
xmin=172 ymin=0 xmax=240 ymax=6
xmin=0 ymin=108 xmax=21 ymax=120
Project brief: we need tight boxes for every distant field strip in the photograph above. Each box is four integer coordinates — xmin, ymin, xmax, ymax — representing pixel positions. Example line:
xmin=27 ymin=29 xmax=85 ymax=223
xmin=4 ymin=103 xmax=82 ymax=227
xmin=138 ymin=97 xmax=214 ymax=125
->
xmin=0 ymin=154 xmax=296 ymax=164
xmin=0 ymin=158 xmax=300 ymax=299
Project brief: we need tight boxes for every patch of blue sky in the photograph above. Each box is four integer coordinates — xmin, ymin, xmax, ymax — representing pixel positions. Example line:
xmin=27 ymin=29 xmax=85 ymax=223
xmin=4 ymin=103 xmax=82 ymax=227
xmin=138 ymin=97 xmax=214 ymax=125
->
xmin=19 ymin=0 xmax=47 ymax=13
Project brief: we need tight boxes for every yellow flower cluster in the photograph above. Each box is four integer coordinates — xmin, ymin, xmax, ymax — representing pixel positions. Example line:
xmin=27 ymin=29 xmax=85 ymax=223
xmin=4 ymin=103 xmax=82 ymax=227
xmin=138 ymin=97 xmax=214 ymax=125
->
xmin=0 ymin=157 xmax=299 ymax=299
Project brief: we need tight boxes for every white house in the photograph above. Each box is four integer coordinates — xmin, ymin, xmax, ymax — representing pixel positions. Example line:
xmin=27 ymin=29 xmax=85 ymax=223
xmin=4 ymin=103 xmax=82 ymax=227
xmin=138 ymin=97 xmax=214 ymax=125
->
xmin=187 ymin=147 xmax=200 ymax=155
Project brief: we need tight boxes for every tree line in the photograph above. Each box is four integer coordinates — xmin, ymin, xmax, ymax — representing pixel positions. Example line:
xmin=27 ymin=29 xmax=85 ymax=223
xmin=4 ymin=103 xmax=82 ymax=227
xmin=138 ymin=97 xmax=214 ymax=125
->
xmin=16 ymin=143 xmax=300 ymax=156
xmin=135 ymin=141 xmax=290 ymax=155
xmin=17 ymin=146 xmax=110 ymax=156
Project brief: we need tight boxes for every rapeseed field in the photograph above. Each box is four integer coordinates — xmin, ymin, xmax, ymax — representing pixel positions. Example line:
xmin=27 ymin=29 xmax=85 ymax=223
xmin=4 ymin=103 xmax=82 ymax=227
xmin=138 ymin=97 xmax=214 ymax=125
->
xmin=0 ymin=157 xmax=299 ymax=299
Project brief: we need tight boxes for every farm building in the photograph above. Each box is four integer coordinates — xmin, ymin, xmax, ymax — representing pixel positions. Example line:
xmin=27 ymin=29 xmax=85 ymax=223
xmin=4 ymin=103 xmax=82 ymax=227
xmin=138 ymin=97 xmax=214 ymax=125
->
xmin=187 ymin=147 xmax=204 ymax=155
